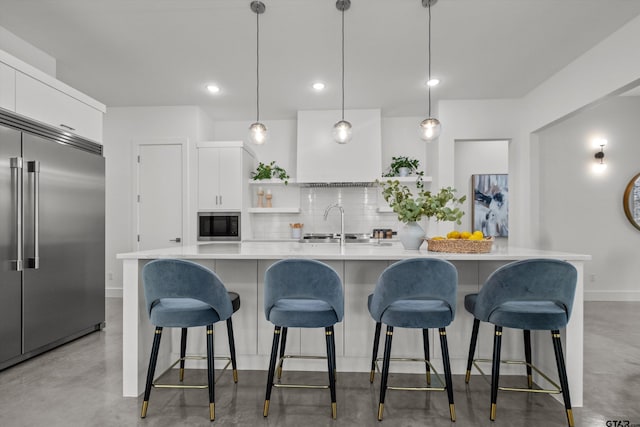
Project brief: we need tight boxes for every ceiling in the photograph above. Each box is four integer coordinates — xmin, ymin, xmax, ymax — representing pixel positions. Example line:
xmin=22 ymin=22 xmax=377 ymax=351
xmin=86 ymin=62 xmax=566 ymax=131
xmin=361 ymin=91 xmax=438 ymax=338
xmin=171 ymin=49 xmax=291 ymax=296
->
xmin=1 ymin=0 xmax=640 ymax=121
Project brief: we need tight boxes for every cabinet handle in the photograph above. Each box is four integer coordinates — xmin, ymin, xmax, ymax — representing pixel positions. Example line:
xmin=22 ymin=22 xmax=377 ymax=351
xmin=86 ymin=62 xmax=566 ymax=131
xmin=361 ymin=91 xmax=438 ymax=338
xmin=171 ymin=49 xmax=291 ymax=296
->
xmin=59 ymin=124 xmax=76 ymax=131
xmin=215 ymin=195 xmax=219 ymax=205
xmin=220 ymin=195 xmax=222 ymax=205
xmin=10 ymin=157 xmax=23 ymax=271
xmin=169 ymin=238 xmax=181 ymax=243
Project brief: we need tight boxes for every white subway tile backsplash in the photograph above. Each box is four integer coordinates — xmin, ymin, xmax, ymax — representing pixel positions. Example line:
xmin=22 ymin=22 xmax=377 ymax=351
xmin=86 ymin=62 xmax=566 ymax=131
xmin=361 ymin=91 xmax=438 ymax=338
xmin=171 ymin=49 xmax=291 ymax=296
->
xmin=249 ymin=186 xmax=402 ymax=240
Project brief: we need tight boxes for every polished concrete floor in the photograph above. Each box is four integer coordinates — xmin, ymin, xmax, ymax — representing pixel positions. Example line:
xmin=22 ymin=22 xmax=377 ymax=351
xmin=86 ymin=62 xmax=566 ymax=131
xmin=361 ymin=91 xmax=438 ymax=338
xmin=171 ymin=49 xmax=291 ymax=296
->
xmin=0 ymin=299 xmax=638 ymax=426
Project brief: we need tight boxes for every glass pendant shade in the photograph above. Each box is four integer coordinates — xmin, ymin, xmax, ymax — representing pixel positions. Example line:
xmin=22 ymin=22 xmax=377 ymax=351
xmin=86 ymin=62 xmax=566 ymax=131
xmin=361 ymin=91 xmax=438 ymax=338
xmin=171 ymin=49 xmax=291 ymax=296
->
xmin=419 ymin=0 xmax=441 ymax=143
xmin=249 ymin=122 xmax=268 ymax=145
xmin=333 ymin=120 xmax=353 ymax=144
xmin=419 ymin=117 xmax=441 ymax=141
xmin=249 ymin=1 xmax=267 ymax=145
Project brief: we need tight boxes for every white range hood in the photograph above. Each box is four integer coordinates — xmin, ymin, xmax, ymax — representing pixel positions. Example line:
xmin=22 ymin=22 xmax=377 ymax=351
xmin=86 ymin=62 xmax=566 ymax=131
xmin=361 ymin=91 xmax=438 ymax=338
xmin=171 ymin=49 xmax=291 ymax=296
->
xmin=296 ymin=109 xmax=381 ymax=184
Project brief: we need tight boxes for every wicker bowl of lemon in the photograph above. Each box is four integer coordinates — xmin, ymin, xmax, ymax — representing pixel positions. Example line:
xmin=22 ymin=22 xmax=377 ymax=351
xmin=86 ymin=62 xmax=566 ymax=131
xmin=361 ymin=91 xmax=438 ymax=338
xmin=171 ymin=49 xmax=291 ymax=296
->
xmin=426 ymin=231 xmax=493 ymax=253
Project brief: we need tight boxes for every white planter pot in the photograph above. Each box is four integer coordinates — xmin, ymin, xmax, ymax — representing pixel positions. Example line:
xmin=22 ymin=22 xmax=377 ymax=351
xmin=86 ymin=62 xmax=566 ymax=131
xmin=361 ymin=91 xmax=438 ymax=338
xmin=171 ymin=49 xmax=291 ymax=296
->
xmin=398 ymin=221 xmax=425 ymax=250
xmin=397 ymin=167 xmax=411 ymax=177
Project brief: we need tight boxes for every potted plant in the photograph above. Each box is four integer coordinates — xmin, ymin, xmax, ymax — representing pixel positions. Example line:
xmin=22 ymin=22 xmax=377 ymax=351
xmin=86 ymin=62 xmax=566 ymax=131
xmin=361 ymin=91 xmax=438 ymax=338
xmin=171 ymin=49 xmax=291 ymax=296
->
xmin=383 ymin=156 xmax=422 ymax=177
xmin=251 ymin=161 xmax=290 ymax=185
xmin=378 ymin=176 xmax=466 ymax=249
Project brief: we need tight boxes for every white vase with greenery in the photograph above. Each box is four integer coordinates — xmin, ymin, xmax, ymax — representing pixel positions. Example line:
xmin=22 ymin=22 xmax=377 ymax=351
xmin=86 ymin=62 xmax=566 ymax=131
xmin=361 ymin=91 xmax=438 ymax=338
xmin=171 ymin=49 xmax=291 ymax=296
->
xmin=398 ymin=221 xmax=427 ymax=250
xmin=378 ymin=176 xmax=466 ymax=250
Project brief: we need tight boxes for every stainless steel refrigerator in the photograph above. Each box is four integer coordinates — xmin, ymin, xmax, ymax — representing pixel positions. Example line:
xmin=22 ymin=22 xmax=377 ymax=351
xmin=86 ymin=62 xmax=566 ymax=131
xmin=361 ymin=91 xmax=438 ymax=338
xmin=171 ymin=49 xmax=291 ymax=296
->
xmin=1 ymin=113 xmax=105 ymax=370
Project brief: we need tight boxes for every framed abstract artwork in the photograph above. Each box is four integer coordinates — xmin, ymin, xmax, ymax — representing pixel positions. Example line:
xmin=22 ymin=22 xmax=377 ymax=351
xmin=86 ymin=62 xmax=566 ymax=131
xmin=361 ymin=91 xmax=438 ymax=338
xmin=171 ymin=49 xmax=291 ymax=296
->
xmin=472 ymin=174 xmax=508 ymax=237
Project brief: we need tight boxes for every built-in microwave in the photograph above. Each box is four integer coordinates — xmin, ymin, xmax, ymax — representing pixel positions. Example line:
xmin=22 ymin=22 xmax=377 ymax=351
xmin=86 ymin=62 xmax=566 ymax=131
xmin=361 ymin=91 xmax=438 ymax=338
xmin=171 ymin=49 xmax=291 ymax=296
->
xmin=197 ymin=212 xmax=241 ymax=241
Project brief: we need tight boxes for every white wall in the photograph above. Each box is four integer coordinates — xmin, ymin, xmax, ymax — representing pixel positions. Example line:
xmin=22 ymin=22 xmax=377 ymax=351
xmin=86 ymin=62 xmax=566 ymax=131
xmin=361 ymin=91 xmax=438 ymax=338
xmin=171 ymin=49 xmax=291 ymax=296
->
xmin=210 ymin=119 xmax=297 ymax=178
xmin=454 ymin=140 xmax=509 ymax=233
xmin=103 ymin=106 xmax=213 ymax=296
xmin=537 ymin=96 xmax=640 ymax=300
xmin=211 ymin=117 xmax=433 ymax=179
xmin=437 ymin=99 xmax=522 ymax=241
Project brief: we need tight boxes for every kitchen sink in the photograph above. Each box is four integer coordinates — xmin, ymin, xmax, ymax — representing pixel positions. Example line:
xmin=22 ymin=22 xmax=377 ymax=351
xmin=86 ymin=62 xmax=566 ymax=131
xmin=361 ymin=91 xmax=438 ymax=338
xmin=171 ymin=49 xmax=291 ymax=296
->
xmin=300 ymin=233 xmax=373 ymax=243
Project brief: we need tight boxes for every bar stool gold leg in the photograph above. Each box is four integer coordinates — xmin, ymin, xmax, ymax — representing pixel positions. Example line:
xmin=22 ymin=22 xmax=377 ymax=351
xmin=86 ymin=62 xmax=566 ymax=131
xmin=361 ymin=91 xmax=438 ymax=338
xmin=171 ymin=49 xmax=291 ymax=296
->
xmin=141 ymin=401 xmax=149 ymax=418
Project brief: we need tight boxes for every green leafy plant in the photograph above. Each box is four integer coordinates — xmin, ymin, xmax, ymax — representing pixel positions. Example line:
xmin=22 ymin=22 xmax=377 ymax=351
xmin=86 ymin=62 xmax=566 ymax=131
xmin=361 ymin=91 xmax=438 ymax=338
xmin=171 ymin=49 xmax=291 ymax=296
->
xmin=378 ymin=176 xmax=466 ymax=223
xmin=251 ymin=161 xmax=290 ymax=185
xmin=383 ymin=156 xmax=422 ymax=177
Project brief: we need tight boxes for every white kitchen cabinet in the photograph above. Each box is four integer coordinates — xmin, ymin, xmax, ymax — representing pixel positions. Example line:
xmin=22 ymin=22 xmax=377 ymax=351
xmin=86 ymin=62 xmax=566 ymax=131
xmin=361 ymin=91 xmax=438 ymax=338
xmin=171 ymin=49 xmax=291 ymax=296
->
xmin=0 ymin=62 xmax=15 ymax=112
xmin=197 ymin=141 xmax=255 ymax=211
xmin=297 ymin=109 xmax=382 ymax=183
xmin=14 ymin=72 xmax=103 ymax=142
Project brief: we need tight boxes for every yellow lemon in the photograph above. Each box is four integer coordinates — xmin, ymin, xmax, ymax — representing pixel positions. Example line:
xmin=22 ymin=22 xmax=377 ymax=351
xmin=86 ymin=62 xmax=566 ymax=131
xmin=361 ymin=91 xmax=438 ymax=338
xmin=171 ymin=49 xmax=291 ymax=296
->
xmin=472 ymin=230 xmax=484 ymax=238
xmin=431 ymin=236 xmax=444 ymax=240
xmin=447 ymin=230 xmax=460 ymax=239
xmin=468 ymin=234 xmax=483 ymax=240
xmin=460 ymin=231 xmax=472 ymax=239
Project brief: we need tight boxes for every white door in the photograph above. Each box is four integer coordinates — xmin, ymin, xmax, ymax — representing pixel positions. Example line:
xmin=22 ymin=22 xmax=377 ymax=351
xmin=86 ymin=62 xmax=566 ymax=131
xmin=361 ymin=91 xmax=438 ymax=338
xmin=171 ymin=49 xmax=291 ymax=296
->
xmin=137 ymin=143 xmax=183 ymax=251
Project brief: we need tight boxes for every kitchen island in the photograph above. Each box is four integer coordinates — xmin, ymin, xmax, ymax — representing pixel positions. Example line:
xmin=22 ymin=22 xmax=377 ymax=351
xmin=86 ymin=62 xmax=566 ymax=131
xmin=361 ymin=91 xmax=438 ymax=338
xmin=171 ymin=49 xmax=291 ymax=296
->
xmin=117 ymin=241 xmax=589 ymax=406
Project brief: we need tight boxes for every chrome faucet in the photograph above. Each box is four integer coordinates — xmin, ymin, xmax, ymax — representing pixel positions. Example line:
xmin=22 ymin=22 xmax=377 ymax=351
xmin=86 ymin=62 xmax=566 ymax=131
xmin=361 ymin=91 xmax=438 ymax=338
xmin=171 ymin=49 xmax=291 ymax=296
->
xmin=323 ymin=203 xmax=345 ymax=246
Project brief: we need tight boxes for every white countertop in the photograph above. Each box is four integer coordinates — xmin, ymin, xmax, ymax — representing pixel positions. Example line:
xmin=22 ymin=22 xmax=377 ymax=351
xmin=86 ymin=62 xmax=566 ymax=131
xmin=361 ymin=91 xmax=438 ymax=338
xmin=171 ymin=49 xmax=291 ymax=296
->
xmin=117 ymin=241 xmax=591 ymax=261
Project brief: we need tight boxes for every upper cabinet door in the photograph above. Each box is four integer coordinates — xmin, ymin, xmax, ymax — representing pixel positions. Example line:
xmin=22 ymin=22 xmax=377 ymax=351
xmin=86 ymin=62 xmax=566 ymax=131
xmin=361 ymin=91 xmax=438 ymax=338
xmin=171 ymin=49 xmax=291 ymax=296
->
xmin=0 ymin=62 xmax=16 ymax=112
xmin=197 ymin=146 xmax=243 ymax=211
xmin=15 ymin=72 xmax=103 ymax=142
xmin=197 ymin=146 xmax=221 ymax=210
xmin=217 ymin=147 xmax=243 ymax=209
xmin=296 ymin=109 xmax=382 ymax=183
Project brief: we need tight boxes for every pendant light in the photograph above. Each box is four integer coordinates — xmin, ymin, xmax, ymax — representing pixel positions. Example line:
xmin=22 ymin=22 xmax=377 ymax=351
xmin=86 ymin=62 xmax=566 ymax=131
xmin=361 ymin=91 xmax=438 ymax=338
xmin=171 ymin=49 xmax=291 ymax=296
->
xmin=333 ymin=0 xmax=352 ymax=144
xmin=249 ymin=1 xmax=267 ymax=145
xmin=419 ymin=0 xmax=441 ymax=141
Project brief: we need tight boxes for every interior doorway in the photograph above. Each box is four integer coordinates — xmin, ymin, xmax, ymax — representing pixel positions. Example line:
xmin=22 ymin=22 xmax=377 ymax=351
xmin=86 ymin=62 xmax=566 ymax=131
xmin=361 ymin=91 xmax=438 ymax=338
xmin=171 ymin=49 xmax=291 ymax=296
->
xmin=134 ymin=138 xmax=188 ymax=251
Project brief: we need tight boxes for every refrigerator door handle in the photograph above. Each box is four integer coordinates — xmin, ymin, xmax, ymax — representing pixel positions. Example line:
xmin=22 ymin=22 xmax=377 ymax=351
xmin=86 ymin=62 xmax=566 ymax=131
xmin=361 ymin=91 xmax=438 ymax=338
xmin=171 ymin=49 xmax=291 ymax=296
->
xmin=27 ymin=161 xmax=40 ymax=269
xmin=10 ymin=157 xmax=23 ymax=271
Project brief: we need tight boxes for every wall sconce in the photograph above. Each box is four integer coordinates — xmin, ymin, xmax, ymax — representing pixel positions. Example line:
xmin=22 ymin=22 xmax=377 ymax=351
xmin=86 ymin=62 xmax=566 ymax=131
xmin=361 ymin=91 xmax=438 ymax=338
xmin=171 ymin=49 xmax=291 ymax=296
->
xmin=593 ymin=138 xmax=607 ymax=173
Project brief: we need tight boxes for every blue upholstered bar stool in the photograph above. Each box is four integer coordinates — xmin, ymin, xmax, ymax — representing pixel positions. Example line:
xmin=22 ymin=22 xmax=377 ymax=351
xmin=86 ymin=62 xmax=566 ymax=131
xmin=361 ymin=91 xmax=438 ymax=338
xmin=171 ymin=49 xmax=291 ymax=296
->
xmin=263 ymin=258 xmax=344 ymax=419
xmin=368 ymin=258 xmax=457 ymax=422
xmin=141 ymin=259 xmax=240 ymax=421
xmin=464 ymin=259 xmax=577 ymax=426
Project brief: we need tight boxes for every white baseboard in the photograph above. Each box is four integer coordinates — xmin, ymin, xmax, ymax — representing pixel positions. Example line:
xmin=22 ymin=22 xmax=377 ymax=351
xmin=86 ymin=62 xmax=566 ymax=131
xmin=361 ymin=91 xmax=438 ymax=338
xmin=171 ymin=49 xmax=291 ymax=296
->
xmin=106 ymin=287 xmax=123 ymax=298
xmin=585 ymin=290 xmax=640 ymax=301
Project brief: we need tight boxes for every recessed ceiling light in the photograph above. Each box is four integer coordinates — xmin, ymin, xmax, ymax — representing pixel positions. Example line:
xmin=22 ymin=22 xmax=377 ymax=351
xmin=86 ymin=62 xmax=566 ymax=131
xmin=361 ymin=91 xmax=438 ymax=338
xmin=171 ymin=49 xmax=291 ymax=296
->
xmin=426 ymin=78 xmax=440 ymax=87
xmin=206 ymin=85 xmax=220 ymax=94
xmin=312 ymin=82 xmax=325 ymax=91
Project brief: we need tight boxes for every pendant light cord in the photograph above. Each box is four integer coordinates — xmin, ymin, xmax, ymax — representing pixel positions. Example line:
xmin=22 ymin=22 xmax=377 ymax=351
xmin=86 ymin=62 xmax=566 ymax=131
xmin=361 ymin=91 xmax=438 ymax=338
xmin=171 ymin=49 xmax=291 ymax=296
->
xmin=256 ymin=9 xmax=260 ymax=122
xmin=427 ymin=0 xmax=432 ymax=117
xmin=341 ymin=6 xmax=345 ymax=121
